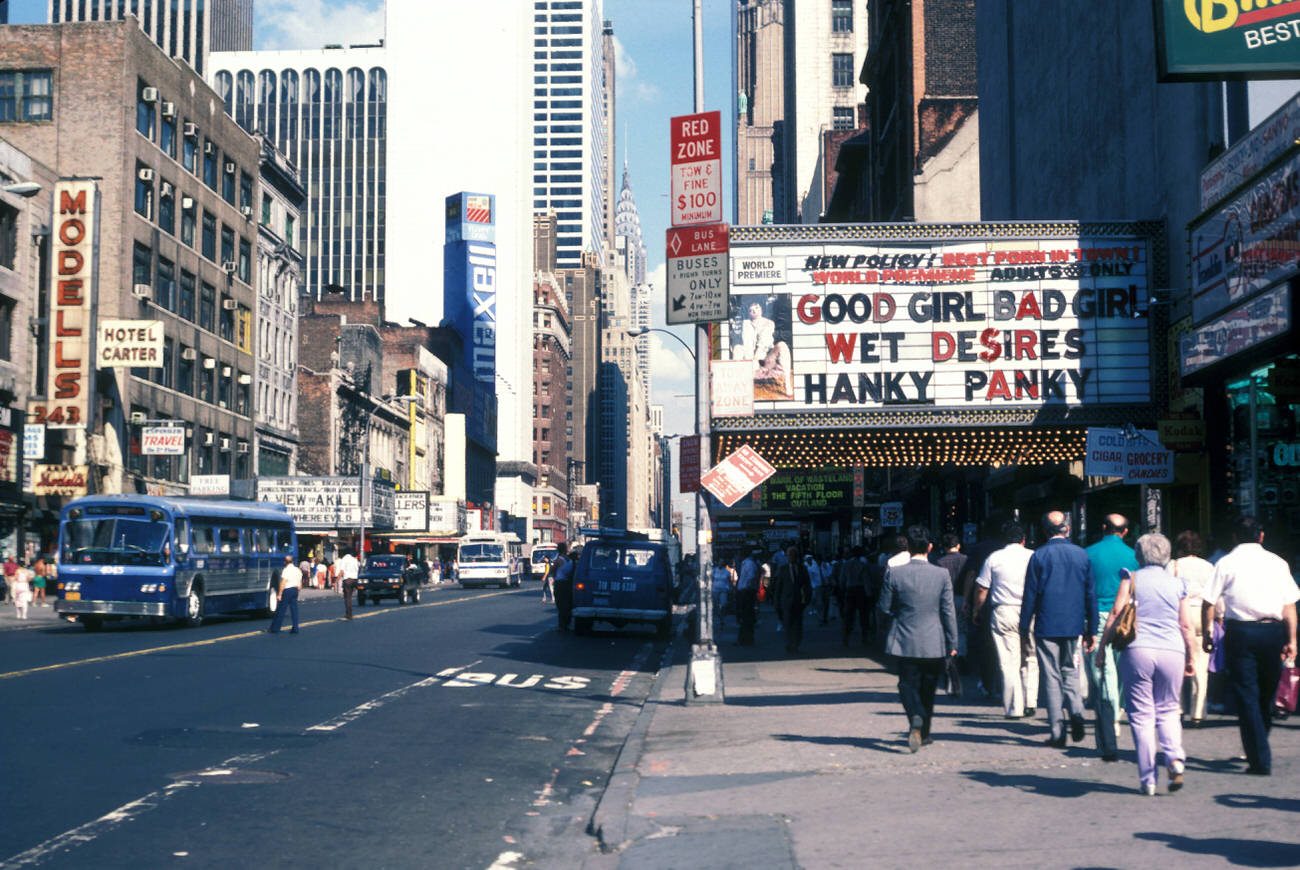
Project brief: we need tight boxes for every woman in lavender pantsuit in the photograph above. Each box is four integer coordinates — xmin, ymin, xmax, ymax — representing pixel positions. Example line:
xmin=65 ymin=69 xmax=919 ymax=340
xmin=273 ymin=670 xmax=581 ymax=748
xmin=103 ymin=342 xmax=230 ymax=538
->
xmin=1097 ymin=532 xmax=1198 ymax=796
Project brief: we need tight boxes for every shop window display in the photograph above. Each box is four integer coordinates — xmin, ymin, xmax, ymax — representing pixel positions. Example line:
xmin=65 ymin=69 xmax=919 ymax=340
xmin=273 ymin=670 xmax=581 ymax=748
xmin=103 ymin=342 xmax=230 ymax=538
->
xmin=1225 ymin=355 xmax=1300 ymax=562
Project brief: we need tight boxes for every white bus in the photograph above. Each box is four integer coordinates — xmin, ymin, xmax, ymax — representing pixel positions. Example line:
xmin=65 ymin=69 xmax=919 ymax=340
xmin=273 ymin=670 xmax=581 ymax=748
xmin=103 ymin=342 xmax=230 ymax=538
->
xmin=527 ymin=542 xmax=559 ymax=581
xmin=455 ymin=532 xmax=524 ymax=588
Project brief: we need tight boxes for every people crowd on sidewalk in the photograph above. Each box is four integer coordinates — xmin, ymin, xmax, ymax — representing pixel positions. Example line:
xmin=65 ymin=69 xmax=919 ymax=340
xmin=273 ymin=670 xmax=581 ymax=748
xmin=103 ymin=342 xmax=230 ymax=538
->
xmin=705 ymin=509 xmax=1298 ymax=795
xmin=3 ymin=554 xmax=55 ymax=620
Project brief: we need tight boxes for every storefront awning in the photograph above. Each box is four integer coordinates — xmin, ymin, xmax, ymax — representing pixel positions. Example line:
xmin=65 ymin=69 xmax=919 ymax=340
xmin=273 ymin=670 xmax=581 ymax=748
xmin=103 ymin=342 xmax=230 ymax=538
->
xmin=373 ymin=534 xmax=462 ymax=544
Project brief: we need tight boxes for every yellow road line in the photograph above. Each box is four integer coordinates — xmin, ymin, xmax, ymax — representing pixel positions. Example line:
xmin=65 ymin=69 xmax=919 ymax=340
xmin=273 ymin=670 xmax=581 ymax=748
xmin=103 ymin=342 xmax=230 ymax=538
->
xmin=0 ymin=590 xmax=515 ymax=681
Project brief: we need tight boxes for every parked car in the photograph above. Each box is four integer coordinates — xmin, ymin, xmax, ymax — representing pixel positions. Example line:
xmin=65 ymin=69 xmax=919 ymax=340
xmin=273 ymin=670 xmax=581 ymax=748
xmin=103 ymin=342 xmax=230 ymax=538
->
xmin=571 ymin=531 xmax=673 ymax=638
xmin=356 ymin=554 xmax=421 ymax=606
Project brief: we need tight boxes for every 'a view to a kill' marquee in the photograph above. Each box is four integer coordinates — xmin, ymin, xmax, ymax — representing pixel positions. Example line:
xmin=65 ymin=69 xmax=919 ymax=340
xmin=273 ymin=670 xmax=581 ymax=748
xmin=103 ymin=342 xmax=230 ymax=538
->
xmin=710 ymin=221 xmax=1165 ymax=469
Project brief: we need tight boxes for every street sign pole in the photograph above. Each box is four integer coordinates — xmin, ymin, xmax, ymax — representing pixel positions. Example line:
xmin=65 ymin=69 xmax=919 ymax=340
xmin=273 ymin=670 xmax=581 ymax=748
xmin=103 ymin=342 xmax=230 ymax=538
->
xmin=688 ymin=0 xmax=722 ymax=705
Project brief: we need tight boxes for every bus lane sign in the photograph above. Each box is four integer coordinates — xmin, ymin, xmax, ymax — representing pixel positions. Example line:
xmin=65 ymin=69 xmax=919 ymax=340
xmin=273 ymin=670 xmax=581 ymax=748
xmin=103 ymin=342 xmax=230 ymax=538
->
xmin=666 ymin=223 xmax=729 ymax=325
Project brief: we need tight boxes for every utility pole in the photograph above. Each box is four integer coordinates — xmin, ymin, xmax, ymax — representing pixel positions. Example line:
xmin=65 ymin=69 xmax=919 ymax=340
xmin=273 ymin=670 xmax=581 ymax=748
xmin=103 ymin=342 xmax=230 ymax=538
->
xmin=687 ymin=0 xmax=723 ymax=704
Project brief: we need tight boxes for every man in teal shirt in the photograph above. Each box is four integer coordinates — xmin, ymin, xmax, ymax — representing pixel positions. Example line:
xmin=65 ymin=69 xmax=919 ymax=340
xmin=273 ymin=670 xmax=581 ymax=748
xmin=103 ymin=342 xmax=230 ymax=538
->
xmin=1085 ymin=513 xmax=1138 ymax=760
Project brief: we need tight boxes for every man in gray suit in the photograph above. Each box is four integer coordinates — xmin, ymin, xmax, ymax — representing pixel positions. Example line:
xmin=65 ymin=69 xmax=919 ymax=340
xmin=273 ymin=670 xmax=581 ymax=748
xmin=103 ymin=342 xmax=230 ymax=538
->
xmin=878 ymin=525 xmax=959 ymax=753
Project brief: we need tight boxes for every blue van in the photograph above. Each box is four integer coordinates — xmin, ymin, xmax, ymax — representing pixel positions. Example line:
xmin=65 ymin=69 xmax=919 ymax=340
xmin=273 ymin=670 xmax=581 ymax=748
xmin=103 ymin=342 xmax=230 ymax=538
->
xmin=571 ymin=531 xmax=674 ymax=638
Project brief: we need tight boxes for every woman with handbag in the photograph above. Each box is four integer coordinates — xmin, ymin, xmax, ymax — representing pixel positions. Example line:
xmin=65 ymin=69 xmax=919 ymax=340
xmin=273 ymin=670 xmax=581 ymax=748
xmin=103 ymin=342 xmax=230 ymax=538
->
xmin=1096 ymin=532 xmax=1198 ymax=796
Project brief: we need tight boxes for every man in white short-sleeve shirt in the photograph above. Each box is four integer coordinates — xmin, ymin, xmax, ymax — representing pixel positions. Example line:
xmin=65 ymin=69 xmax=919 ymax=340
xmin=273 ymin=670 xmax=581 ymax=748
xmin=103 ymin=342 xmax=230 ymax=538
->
xmin=1200 ymin=517 xmax=1299 ymax=775
xmin=338 ymin=550 xmax=361 ymax=620
xmin=972 ymin=522 xmax=1039 ymax=718
xmin=268 ymin=556 xmax=303 ymax=634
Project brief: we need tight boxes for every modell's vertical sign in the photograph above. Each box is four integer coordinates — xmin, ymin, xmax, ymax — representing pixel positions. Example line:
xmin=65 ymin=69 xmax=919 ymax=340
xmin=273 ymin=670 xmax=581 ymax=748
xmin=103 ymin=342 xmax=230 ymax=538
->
xmin=32 ymin=181 xmax=97 ymax=429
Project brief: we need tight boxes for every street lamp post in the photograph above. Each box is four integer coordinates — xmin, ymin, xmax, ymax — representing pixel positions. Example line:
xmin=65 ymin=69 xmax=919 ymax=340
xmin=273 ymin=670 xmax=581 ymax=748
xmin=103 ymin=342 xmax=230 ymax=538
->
xmin=628 ymin=326 xmax=722 ymax=702
xmin=1 ymin=182 xmax=42 ymax=198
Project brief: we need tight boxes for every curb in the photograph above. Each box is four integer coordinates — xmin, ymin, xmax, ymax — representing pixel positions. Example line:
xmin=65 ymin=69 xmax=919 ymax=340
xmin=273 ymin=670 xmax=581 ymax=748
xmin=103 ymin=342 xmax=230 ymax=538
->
xmin=587 ymin=618 xmax=688 ymax=854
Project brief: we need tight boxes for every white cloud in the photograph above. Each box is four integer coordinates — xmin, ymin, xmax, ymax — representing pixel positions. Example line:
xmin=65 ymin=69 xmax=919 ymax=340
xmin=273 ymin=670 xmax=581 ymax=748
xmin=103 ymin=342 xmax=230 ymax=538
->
xmin=650 ymin=333 xmax=694 ymax=384
xmin=256 ymin=0 xmax=386 ymax=51
xmin=613 ymin=33 xmax=660 ymax=103
xmin=613 ymin=34 xmax=637 ymax=81
xmin=635 ymin=81 xmax=662 ymax=102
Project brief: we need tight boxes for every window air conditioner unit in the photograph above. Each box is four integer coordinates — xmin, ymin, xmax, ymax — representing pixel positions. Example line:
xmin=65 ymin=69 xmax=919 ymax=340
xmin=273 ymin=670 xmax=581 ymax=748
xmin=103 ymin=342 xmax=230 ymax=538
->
xmin=160 ymin=181 xmax=174 ymax=197
xmin=181 ymin=195 xmax=194 ymax=209
xmin=130 ymin=412 xmax=147 ymax=424
xmin=137 ymin=167 xmax=155 ymax=182
xmin=131 ymin=283 xmax=151 ymax=299
xmin=236 ymin=442 xmax=250 ymax=454
xmin=219 ymin=437 xmax=231 ymax=452
xmin=181 ymin=348 xmax=197 ymax=361
xmin=222 ymin=298 xmax=238 ymax=310
xmin=203 ymin=358 xmax=217 ymax=369
xmin=224 ymin=161 xmax=235 ymax=174
xmin=204 ymin=141 xmax=216 ymax=155
xmin=201 ymin=432 xmax=214 ymax=446
xmin=237 ymin=373 xmax=252 ymax=385
xmin=161 ymin=101 xmax=176 ymax=118
xmin=240 ymin=205 xmax=252 ymax=219
xmin=221 ymin=365 xmax=232 ymax=377
xmin=141 ymin=86 xmax=159 ymax=102
xmin=222 ymin=262 xmax=238 ymax=275
xmin=184 ymin=122 xmax=199 ymax=137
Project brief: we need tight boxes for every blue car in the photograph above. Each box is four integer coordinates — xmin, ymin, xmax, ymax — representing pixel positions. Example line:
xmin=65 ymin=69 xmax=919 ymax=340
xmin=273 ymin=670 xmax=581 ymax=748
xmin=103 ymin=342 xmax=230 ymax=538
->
xmin=571 ymin=532 xmax=674 ymax=638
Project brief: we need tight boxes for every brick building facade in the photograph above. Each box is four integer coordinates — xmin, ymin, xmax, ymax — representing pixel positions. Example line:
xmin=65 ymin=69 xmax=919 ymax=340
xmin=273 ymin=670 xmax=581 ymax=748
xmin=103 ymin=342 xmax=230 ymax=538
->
xmin=852 ymin=0 xmax=980 ymax=221
xmin=0 ymin=20 xmax=262 ymax=496
xmin=532 ymin=266 xmax=571 ymax=543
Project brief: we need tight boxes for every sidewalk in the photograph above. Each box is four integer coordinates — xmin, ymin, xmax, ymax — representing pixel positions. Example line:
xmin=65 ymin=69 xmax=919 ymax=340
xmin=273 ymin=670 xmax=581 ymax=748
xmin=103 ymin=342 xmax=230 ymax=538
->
xmin=0 ymin=598 xmax=66 ymax=630
xmin=587 ymin=608 xmax=1300 ymax=870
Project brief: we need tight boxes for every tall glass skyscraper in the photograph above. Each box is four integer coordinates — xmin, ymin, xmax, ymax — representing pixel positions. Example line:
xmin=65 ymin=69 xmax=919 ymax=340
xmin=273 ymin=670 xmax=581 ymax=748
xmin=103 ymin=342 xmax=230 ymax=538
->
xmin=48 ymin=0 xmax=253 ymax=74
xmin=209 ymin=47 xmax=389 ymax=303
xmin=532 ymin=0 xmax=606 ymax=269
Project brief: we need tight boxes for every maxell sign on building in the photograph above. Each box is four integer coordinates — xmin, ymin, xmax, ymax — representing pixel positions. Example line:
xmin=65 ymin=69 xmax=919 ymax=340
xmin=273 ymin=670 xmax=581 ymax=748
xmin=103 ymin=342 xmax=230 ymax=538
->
xmin=443 ymin=192 xmax=497 ymax=385
xmin=32 ymin=181 xmax=97 ymax=429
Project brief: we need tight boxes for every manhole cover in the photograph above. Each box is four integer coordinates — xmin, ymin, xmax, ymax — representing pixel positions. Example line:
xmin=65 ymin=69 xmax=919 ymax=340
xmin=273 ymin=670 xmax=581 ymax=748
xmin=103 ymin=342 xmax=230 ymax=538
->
xmin=169 ymin=768 xmax=290 ymax=785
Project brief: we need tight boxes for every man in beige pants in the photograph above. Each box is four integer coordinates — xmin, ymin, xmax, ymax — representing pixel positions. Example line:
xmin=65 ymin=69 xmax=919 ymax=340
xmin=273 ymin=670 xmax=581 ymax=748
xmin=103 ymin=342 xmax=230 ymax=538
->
xmin=972 ymin=521 xmax=1039 ymax=719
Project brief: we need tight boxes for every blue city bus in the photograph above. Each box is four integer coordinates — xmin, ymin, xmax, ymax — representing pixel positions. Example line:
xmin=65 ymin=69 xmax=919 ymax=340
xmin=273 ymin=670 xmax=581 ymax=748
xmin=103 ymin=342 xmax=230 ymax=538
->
xmin=54 ymin=495 xmax=298 ymax=631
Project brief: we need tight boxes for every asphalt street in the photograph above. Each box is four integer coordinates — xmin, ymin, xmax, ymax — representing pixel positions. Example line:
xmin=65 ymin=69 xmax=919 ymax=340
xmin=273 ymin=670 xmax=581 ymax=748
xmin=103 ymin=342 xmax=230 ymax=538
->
xmin=0 ymin=584 xmax=666 ymax=870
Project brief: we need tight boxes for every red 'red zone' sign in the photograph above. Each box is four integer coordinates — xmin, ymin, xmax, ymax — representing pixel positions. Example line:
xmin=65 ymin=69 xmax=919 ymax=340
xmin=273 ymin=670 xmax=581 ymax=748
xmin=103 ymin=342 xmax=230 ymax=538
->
xmin=670 ymin=110 xmax=722 ymax=227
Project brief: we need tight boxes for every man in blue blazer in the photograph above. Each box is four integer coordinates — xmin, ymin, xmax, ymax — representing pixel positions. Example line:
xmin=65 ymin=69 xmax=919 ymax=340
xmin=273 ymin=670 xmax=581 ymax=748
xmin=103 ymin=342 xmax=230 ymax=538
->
xmin=878 ymin=525 xmax=959 ymax=752
xmin=1020 ymin=510 xmax=1097 ymax=749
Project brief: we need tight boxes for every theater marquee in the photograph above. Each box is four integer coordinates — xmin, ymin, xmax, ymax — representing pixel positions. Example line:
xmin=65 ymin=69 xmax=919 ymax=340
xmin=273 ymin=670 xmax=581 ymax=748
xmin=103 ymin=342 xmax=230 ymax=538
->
xmin=718 ymin=222 xmax=1157 ymax=417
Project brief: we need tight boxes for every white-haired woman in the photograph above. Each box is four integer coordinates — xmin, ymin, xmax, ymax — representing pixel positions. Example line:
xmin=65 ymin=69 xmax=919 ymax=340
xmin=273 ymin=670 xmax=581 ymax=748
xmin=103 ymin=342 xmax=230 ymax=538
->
xmin=1097 ymin=532 xmax=1197 ymax=795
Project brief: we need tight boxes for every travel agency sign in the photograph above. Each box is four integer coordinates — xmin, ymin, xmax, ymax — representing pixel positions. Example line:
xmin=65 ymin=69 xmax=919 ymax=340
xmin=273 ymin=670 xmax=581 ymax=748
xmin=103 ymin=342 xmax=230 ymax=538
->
xmin=720 ymin=223 xmax=1156 ymax=413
